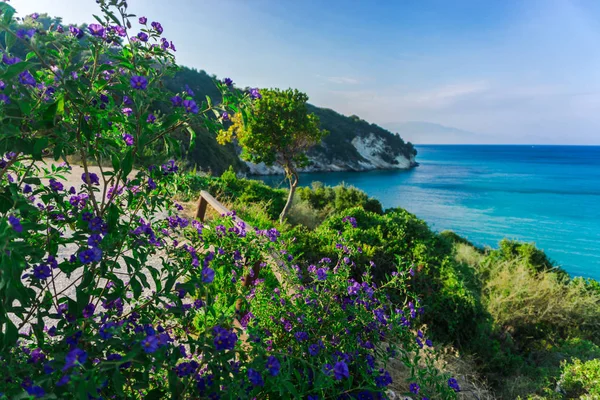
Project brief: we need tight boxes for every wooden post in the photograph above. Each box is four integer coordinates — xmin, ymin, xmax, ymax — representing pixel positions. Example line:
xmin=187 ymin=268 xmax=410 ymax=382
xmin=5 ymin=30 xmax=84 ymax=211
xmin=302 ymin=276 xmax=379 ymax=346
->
xmin=195 ymin=194 xmax=208 ymax=222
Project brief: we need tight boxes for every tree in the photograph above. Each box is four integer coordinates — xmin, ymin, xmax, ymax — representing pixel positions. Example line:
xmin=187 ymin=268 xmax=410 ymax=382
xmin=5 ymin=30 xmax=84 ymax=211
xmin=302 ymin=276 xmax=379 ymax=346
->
xmin=218 ymin=88 xmax=328 ymax=223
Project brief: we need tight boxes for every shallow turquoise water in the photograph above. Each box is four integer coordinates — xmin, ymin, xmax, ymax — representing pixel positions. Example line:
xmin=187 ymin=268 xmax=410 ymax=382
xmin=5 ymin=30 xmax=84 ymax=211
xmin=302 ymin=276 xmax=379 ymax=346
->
xmin=257 ymin=145 xmax=600 ymax=280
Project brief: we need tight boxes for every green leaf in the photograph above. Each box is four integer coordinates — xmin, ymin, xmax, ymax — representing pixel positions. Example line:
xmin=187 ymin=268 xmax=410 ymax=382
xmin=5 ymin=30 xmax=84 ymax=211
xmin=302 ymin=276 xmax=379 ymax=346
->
xmin=23 ymin=177 xmax=41 ymax=185
xmin=32 ymin=137 xmax=48 ymax=160
xmin=0 ymin=2 xmax=15 ymax=25
xmin=2 ymin=319 xmax=17 ymax=350
xmin=130 ymin=276 xmax=142 ymax=298
xmin=121 ymin=149 xmax=133 ymax=179
xmin=186 ymin=125 xmax=196 ymax=150
xmin=1 ymin=61 xmax=37 ymax=81
xmin=25 ymin=51 xmax=36 ymax=61
xmin=5 ymin=33 xmax=16 ymax=52
xmin=111 ymin=153 xmax=120 ymax=171
xmin=0 ymin=187 xmax=13 ymax=213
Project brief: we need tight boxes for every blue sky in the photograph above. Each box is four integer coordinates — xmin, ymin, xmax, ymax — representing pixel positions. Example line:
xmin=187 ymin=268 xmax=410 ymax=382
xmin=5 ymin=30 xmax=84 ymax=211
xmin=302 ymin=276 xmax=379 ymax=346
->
xmin=16 ymin=0 xmax=600 ymax=144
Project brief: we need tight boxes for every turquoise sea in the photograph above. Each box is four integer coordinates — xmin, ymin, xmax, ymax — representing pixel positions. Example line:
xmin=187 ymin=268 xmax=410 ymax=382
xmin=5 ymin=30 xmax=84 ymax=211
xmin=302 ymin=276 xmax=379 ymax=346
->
xmin=258 ymin=145 xmax=600 ymax=280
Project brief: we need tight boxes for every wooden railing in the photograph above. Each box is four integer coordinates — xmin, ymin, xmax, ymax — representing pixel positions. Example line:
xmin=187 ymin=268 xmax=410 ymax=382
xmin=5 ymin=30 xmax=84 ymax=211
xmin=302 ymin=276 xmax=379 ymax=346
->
xmin=195 ymin=190 xmax=232 ymax=222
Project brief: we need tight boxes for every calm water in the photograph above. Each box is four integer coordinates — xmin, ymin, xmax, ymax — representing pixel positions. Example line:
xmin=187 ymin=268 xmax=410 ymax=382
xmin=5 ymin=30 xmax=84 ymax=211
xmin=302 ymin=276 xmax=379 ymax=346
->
xmin=257 ymin=145 xmax=600 ymax=280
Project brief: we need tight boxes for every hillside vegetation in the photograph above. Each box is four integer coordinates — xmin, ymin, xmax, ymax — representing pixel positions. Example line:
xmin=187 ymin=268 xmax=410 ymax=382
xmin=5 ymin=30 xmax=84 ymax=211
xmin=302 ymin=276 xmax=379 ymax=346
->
xmin=176 ymin=169 xmax=600 ymax=399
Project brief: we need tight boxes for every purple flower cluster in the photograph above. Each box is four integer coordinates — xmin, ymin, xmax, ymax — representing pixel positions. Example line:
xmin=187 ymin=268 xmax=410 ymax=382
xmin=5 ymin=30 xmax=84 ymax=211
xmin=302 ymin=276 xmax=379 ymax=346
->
xmin=212 ymin=326 xmax=237 ymax=351
xmin=342 ymin=216 xmax=358 ymax=228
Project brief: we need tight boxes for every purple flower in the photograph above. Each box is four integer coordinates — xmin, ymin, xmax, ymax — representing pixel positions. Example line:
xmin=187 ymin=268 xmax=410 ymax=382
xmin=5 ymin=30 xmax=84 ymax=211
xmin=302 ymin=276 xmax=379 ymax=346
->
xmin=122 ymin=133 xmax=134 ymax=146
xmin=170 ymin=95 xmax=183 ymax=106
xmin=183 ymin=99 xmax=198 ymax=114
xmin=63 ymin=348 xmax=87 ymax=371
xmin=221 ymin=111 xmax=229 ymax=121
xmin=56 ymin=375 xmax=70 ymax=386
xmin=448 ymin=377 xmax=460 ymax=392
xmin=148 ymin=178 xmax=156 ymax=190
xmin=170 ymin=41 xmax=176 ymax=51
xmin=0 ymin=94 xmax=9 ymax=104
xmin=8 ymin=215 xmax=22 ymax=233
xmin=113 ymin=25 xmax=126 ymax=36
xmin=375 ymin=371 xmax=392 ymax=388
xmin=294 ymin=331 xmax=309 ymax=342
xmin=49 ymin=178 xmax=63 ymax=192
xmin=137 ymin=32 xmax=148 ymax=42
xmin=87 ymin=234 xmax=103 ymax=248
xmin=122 ymin=107 xmax=133 ymax=116
xmin=151 ymin=21 xmax=163 ymax=34
xmin=30 ymin=13 xmax=40 ymax=19
xmin=184 ymin=84 xmax=194 ymax=96
xmin=426 ymin=339 xmax=433 ymax=347
xmin=147 ymin=113 xmax=156 ymax=123
xmin=99 ymin=321 xmax=116 ymax=340
xmin=162 ymin=159 xmax=178 ymax=174
xmin=333 ymin=361 xmax=349 ymax=380
xmin=88 ymin=23 xmax=105 ymax=37
xmin=202 ymin=267 xmax=215 ymax=283
xmin=409 ymin=383 xmax=420 ymax=394
xmin=249 ymin=88 xmax=261 ymax=99
xmin=266 ymin=356 xmax=280 ymax=376
xmin=139 ymin=16 xmax=147 ymax=24
xmin=82 ymin=303 xmax=95 ymax=318
xmin=82 ymin=172 xmax=100 ymax=185
xmin=16 ymin=28 xmax=35 ymax=39
xmin=316 ymin=268 xmax=327 ymax=281
xmin=248 ymin=368 xmax=264 ymax=386
xmin=160 ymin=37 xmax=170 ymax=50
xmin=24 ymin=385 xmax=45 ymax=398
xmin=28 ymin=348 xmax=45 ymax=364
xmin=130 ymin=75 xmax=148 ymax=90
xmin=309 ymin=344 xmax=320 ymax=356
xmin=69 ymin=26 xmax=83 ymax=39
xmin=19 ymin=70 xmax=36 ymax=86
xmin=79 ymin=248 xmax=102 ymax=264
xmin=32 ymin=264 xmax=51 ymax=280
xmin=223 ymin=77 xmax=233 ymax=87
xmin=2 ymin=54 xmax=21 ymax=65
xmin=57 ymin=25 xmax=64 ymax=33
xmin=142 ymin=335 xmax=159 ymax=353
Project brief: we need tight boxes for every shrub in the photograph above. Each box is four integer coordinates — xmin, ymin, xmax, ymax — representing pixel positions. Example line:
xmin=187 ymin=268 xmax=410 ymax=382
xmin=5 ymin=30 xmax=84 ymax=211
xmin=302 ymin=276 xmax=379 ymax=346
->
xmin=558 ymin=358 xmax=600 ymax=398
xmin=482 ymin=259 xmax=600 ymax=347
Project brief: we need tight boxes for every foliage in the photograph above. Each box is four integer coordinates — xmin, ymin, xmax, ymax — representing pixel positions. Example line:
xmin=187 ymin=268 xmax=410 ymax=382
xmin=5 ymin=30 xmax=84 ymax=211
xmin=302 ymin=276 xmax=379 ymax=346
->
xmin=218 ymin=88 xmax=328 ymax=222
xmin=0 ymin=3 xmax=461 ymax=398
xmin=557 ymin=358 xmax=600 ymax=399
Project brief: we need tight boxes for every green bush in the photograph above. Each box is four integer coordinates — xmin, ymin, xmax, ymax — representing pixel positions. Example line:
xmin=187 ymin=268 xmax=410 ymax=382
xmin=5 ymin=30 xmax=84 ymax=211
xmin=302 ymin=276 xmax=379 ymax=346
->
xmin=559 ymin=358 xmax=600 ymax=398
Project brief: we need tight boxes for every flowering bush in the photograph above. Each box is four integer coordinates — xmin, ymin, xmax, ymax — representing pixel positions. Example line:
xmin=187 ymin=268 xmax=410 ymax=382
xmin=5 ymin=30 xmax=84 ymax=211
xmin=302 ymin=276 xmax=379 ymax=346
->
xmin=0 ymin=1 xmax=459 ymax=398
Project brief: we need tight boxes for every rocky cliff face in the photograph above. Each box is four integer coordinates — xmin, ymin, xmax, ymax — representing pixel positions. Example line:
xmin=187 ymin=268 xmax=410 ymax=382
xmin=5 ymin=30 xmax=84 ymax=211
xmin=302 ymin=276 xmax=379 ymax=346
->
xmin=244 ymin=132 xmax=417 ymax=175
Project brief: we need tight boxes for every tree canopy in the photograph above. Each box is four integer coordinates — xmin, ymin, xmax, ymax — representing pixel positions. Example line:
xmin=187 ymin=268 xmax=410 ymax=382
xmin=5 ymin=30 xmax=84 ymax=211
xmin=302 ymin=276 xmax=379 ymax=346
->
xmin=218 ymin=88 xmax=328 ymax=222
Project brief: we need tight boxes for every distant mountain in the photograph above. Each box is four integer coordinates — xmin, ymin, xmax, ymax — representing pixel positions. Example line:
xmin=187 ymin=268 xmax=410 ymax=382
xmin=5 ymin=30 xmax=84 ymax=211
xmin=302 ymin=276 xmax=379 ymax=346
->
xmin=384 ymin=121 xmax=483 ymax=145
xmin=166 ymin=68 xmax=418 ymax=175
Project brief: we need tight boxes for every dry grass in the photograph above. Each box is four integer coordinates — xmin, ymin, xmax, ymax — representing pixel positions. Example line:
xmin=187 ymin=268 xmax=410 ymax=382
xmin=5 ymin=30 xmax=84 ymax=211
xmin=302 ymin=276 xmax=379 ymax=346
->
xmin=483 ymin=260 xmax=600 ymax=338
